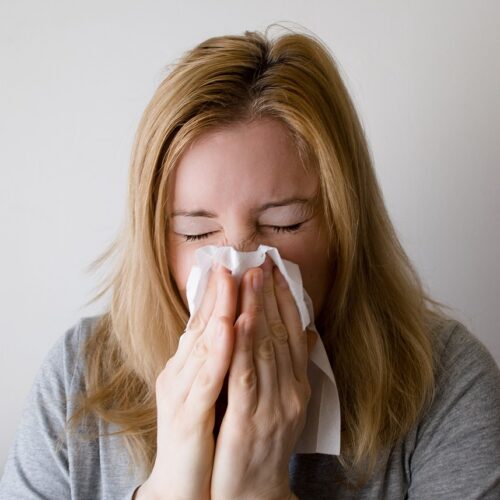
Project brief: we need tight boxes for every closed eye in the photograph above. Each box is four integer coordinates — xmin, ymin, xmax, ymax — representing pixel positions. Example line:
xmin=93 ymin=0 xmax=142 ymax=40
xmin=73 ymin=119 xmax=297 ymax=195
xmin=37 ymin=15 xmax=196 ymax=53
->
xmin=180 ymin=222 xmax=305 ymax=242
xmin=182 ymin=231 xmax=217 ymax=242
xmin=265 ymin=222 xmax=303 ymax=234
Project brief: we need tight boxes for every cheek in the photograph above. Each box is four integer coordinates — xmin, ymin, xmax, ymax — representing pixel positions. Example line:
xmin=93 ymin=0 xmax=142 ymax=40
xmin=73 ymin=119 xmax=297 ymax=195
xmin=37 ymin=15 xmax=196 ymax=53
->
xmin=168 ymin=240 xmax=195 ymax=307
xmin=276 ymin=240 xmax=332 ymax=317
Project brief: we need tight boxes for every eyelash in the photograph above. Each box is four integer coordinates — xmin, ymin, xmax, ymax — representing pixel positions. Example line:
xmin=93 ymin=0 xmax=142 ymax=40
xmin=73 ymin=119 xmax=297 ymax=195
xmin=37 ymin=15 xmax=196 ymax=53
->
xmin=182 ymin=223 xmax=304 ymax=242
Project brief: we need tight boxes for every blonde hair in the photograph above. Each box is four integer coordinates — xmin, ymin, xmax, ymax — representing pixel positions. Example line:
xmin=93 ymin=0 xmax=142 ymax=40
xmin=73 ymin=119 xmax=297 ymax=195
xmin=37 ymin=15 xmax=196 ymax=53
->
xmin=67 ymin=25 xmax=451 ymax=487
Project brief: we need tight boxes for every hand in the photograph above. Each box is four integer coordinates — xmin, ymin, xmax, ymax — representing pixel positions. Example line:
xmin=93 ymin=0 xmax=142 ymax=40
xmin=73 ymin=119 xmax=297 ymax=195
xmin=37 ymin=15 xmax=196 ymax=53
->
xmin=211 ymin=256 xmax=312 ymax=500
xmin=136 ymin=264 xmax=237 ymax=500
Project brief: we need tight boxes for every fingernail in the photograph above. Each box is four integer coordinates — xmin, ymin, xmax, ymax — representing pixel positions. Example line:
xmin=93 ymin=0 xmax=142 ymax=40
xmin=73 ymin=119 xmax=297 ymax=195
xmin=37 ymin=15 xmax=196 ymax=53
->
xmin=212 ymin=261 xmax=220 ymax=272
xmin=252 ymin=269 xmax=263 ymax=292
xmin=274 ymin=267 xmax=288 ymax=289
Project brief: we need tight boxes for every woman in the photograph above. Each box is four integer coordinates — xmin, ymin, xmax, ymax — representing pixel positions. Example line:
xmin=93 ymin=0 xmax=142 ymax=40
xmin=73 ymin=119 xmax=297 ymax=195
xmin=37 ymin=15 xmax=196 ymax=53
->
xmin=1 ymin=27 xmax=499 ymax=499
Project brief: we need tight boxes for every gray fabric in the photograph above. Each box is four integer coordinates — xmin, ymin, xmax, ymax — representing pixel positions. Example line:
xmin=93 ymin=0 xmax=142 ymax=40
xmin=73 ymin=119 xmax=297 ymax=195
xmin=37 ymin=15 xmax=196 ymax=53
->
xmin=1 ymin=316 xmax=499 ymax=499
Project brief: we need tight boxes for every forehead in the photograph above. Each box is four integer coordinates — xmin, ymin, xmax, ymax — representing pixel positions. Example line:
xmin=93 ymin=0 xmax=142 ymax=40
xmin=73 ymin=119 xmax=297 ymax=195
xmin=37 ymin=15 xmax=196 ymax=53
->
xmin=168 ymin=118 xmax=318 ymax=210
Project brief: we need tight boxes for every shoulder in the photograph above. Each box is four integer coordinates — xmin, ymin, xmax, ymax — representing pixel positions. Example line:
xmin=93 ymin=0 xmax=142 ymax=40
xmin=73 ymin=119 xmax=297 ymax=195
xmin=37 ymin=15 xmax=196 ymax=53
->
xmin=431 ymin=318 xmax=500 ymax=408
xmin=407 ymin=318 xmax=500 ymax=498
xmin=34 ymin=314 xmax=104 ymax=395
xmin=433 ymin=318 xmax=498 ymax=368
xmin=22 ymin=314 xmax=106 ymax=425
xmin=54 ymin=314 xmax=102 ymax=355
xmin=0 ymin=315 xmax=106 ymax=498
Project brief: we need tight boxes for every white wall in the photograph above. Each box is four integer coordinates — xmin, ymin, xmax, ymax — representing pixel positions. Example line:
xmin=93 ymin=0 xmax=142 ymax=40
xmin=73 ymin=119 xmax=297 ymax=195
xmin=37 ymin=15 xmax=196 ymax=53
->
xmin=1 ymin=0 xmax=499 ymax=470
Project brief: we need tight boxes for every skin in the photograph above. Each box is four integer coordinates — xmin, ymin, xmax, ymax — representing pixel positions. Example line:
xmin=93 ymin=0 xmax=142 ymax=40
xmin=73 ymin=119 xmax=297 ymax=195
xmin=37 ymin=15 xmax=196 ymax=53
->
xmin=166 ymin=117 xmax=333 ymax=319
xmin=136 ymin=118 xmax=334 ymax=499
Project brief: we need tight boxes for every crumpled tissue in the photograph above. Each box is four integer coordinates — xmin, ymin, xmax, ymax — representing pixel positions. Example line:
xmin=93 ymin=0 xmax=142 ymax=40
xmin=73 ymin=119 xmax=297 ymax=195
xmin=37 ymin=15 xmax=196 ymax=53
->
xmin=184 ymin=244 xmax=340 ymax=455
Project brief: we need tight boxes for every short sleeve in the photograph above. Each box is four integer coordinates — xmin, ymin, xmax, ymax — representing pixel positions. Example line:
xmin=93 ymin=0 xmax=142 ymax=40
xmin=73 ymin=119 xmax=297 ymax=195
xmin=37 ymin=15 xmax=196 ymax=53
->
xmin=0 ymin=320 xmax=83 ymax=499
xmin=408 ymin=321 xmax=500 ymax=499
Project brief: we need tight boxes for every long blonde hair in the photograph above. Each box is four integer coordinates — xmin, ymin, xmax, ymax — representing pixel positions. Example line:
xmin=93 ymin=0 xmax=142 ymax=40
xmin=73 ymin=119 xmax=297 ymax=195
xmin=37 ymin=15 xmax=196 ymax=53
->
xmin=67 ymin=25 xmax=451 ymax=486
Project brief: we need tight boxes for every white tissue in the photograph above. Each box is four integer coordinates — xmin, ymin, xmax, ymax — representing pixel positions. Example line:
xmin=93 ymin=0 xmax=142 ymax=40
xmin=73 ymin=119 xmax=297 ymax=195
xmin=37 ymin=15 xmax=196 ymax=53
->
xmin=185 ymin=244 xmax=341 ymax=455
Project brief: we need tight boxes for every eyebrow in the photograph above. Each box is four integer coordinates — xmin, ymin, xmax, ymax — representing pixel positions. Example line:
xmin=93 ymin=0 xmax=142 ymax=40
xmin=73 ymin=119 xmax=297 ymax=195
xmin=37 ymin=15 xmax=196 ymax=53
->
xmin=170 ymin=197 xmax=316 ymax=218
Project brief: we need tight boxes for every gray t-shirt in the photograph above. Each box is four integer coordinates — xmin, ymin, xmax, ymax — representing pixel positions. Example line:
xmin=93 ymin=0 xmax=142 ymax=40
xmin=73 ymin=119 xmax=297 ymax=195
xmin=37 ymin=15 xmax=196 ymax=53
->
xmin=1 ymin=316 xmax=499 ymax=499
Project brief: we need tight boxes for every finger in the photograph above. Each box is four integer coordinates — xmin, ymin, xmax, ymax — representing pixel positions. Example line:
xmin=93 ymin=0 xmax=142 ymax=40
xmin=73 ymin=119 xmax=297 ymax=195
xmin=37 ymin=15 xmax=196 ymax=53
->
xmin=227 ymin=315 xmax=257 ymax=416
xmin=205 ymin=266 xmax=237 ymax=347
xmin=172 ymin=264 xmax=219 ymax=367
xmin=261 ymin=257 xmax=295 ymax=391
xmin=178 ymin=268 xmax=236 ymax=383
xmin=176 ymin=265 xmax=235 ymax=368
xmin=273 ymin=266 xmax=308 ymax=383
xmin=186 ymin=262 xmax=221 ymax=333
xmin=240 ymin=267 xmax=278 ymax=405
xmin=185 ymin=316 xmax=234 ymax=418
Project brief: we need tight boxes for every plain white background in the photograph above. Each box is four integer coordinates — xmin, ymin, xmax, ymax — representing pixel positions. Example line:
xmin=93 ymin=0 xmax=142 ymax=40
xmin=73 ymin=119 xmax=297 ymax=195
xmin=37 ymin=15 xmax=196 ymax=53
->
xmin=1 ymin=0 xmax=499 ymax=471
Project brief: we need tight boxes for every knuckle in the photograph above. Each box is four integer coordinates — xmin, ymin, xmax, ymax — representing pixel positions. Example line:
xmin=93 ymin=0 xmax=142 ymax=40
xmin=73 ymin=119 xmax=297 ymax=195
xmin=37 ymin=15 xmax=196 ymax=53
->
xmin=187 ymin=312 xmax=205 ymax=333
xmin=217 ymin=315 xmax=231 ymax=328
xmin=192 ymin=336 xmax=208 ymax=359
xmin=269 ymin=321 xmax=288 ymax=344
xmin=196 ymin=368 xmax=212 ymax=388
xmin=212 ymin=315 xmax=231 ymax=341
xmin=251 ymin=300 xmax=264 ymax=315
xmin=241 ymin=312 xmax=258 ymax=331
xmin=256 ymin=336 xmax=274 ymax=361
xmin=263 ymin=282 xmax=275 ymax=298
xmin=236 ymin=325 xmax=253 ymax=351
xmin=287 ymin=391 xmax=307 ymax=424
xmin=238 ymin=368 xmax=257 ymax=390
